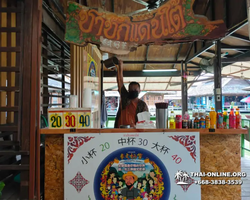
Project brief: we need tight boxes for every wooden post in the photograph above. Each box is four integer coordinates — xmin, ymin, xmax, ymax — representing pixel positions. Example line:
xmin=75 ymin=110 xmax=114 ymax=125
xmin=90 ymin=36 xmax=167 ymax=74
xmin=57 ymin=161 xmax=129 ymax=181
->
xmin=21 ymin=0 xmax=42 ymax=199
xmin=101 ymin=60 xmax=104 ymax=127
xmin=247 ymin=0 xmax=250 ymax=39
xmin=214 ymin=40 xmax=222 ymax=112
xmin=42 ymin=32 xmax=49 ymax=114
xmin=61 ymin=45 xmax=65 ymax=107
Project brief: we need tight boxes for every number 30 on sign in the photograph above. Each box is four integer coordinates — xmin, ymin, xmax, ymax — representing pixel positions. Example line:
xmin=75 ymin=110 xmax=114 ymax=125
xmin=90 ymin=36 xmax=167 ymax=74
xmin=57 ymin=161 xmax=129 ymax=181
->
xmin=64 ymin=112 xmax=77 ymax=129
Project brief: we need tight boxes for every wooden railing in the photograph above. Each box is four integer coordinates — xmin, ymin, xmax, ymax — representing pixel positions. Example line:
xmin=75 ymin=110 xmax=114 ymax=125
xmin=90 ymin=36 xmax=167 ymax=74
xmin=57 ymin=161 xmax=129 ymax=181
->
xmin=242 ymin=119 xmax=250 ymax=157
xmin=0 ymin=0 xmax=23 ymax=197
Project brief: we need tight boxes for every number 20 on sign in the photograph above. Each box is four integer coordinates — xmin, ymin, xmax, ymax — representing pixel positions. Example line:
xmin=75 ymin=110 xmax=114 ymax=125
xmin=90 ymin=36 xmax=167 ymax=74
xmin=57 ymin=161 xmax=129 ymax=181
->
xmin=48 ymin=111 xmax=63 ymax=129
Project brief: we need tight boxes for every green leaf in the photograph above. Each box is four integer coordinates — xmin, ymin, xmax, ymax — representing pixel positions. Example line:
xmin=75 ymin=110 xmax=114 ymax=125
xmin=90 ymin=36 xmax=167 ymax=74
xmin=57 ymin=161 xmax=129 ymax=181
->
xmin=68 ymin=4 xmax=78 ymax=13
xmin=185 ymin=16 xmax=192 ymax=21
xmin=185 ymin=23 xmax=204 ymax=35
xmin=0 ymin=182 xmax=5 ymax=196
xmin=0 ymin=182 xmax=5 ymax=191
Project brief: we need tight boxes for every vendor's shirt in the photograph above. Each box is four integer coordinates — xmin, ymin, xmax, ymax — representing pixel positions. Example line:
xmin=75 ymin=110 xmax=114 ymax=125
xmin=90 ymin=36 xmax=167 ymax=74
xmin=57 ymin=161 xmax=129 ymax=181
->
xmin=115 ymin=85 xmax=148 ymax=128
xmin=121 ymin=187 xmax=140 ymax=199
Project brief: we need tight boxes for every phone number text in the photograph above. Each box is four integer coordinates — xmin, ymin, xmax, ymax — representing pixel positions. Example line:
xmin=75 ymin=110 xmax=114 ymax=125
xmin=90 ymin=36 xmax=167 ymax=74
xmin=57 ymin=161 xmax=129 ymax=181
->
xmin=195 ymin=180 xmax=243 ymax=185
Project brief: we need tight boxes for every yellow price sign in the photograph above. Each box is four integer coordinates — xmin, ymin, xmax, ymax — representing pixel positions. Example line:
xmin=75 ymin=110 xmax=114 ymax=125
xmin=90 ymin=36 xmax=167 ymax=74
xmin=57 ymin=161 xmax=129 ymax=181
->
xmin=64 ymin=112 xmax=78 ymax=129
xmin=48 ymin=112 xmax=63 ymax=129
xmin=78 ymin=112 xmax=91 ymax=128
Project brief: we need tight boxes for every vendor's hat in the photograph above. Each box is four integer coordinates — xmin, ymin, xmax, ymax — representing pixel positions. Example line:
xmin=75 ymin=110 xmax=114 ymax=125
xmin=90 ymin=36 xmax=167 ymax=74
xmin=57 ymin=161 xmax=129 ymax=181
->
xmin=122 ymin=171 xmax=138 ymax=181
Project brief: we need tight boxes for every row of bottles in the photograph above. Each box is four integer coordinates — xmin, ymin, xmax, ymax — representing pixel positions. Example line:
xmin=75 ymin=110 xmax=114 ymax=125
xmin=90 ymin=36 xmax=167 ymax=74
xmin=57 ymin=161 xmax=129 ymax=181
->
xmin=169 ymin=111 xmax=190 ymax=129
xmin=168 ymin=108 xmax=241 ymax=129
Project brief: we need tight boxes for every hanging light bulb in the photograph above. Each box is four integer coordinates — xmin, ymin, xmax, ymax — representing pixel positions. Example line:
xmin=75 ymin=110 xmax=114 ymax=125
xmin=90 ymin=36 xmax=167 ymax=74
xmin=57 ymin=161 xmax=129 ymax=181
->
xmin=240 ymin=62 xmax=244 ymax=80
xmin=240 ymin=71 xmax=244 ymax=79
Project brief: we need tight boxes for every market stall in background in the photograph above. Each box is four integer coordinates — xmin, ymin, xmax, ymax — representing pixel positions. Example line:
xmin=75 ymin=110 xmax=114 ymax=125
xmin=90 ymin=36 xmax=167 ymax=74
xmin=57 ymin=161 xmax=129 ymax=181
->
xmin=41 ymin=0 xmax=249 ymax=200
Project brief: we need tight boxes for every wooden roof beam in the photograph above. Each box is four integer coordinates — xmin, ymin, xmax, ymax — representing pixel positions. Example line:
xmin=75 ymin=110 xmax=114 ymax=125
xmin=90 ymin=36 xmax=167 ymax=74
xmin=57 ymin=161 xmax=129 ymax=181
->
xmin=230 ymin=33 xmax=250 ymax=43
xmin=165 ymin=77 xmax=172 ymax=90
xmin=187 ymin=67 xmax=201 ymax=69
xmin=104 ymin=81 xmax=180 ymax=84
xmin=226 ymin=68 xmax=250 ymax=76
xmin=221 ymin=44 xmax=250 ymax=51
xmin=143 ymin=77 xmax=147 ymax=90
xmin=123 ymin=61 xmax=182 ymax=64
xmin=197 ymin=54 xmax=211 ymax=59
xmin=186 ymin=19 xmax=248 ymax=63
xmin=104 ymin=70 xmax=201 ymax=77
xmin=185 ymin=43 xmax=193 ymax=61
xmin=104 ymin=71 xmax=181 ymax=77
xmin=221 ymin=51 xmax=250 ymax=63
xmin=189 ymin=61 xmax=199 ymax=66
xmin=208 ymin=48 xmax=245 ymax=55
xmin=206 ymin=49 xmax=216 ymax=55
xmin=186 ymin=42 xmax=214 ymax=63
xmin=173 ymin=44 xmax=183 ymax=69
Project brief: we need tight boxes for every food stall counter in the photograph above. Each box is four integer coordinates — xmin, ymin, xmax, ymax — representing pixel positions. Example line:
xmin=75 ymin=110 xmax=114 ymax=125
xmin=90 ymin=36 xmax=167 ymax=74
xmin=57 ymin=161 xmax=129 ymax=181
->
xmin=41 ymin=128 xmax=247 ymax=200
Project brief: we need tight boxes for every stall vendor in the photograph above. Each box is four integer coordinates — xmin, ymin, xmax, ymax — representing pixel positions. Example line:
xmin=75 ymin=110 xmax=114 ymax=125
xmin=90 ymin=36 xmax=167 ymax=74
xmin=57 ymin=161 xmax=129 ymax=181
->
xmin=114 ymin=60 xmax=148 ymax=128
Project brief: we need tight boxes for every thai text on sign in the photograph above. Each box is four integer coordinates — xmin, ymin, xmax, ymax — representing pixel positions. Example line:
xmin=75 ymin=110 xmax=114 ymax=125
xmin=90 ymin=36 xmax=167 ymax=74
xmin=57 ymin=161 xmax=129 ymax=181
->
xmin=65 ymin=0 xmax=226 ymax=54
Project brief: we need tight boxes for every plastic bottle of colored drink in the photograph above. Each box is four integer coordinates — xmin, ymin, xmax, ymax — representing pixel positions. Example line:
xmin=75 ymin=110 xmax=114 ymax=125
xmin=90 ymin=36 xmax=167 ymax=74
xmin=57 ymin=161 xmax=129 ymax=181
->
xmin=229 ymin=108 xmax=235 ymax=129
xmin=210 ymin=107 xmax=217 ymax=129
xmin=205 ymin=114 xmax=210 ymax=129
xmin=169 ymin=111 xmax=176 ymax=129
xmin=200 ymin=115 xmax=206 ymax=129
xmin=217 ymin=110 xmax=223 ymax=129
xmin=182 ymin=111 xmax=189 ymax=129
xmin=194 ymin=116 xmax=200 ymax=129
xmin=223 ymin=108 xmax=229 ymax=129
xmin=235 ymin=108 xmax=241 ymax=129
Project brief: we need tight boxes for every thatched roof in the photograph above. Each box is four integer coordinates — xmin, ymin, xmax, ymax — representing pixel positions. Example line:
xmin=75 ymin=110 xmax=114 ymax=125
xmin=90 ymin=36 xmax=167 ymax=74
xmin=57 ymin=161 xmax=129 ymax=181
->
xmin=188 ymin=78 xmax=250 ymax=96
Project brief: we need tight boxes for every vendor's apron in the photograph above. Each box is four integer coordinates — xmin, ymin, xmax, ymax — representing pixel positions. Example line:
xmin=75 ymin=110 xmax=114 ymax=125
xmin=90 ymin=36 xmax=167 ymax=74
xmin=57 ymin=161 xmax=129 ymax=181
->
xmin=118 ymin=101 xmax=138 ymax=127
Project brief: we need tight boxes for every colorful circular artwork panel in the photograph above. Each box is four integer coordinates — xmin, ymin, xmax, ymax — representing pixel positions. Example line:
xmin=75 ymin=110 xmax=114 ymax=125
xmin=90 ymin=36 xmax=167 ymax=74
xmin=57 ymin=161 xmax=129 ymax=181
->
xmin=64 ymin=132 xmax=201 ymax=200
xmin=94 ymin=147 xmax=171 ymax=200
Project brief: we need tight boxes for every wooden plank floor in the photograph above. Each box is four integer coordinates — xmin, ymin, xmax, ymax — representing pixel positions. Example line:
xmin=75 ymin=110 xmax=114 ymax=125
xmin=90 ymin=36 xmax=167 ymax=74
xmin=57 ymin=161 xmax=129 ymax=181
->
xmin=242 ymin=156 xmax=250 ymax=200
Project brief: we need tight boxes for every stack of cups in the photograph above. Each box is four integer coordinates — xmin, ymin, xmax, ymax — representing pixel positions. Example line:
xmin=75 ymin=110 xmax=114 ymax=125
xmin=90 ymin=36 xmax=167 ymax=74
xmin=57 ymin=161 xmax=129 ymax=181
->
xmin=69 ymin=95 xmax=78 ymax=108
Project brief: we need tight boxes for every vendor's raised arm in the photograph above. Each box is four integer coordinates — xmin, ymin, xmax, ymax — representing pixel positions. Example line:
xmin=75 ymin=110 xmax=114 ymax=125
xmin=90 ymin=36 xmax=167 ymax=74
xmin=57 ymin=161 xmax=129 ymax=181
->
xmin=116 ymin=59 xmax=124 ymax=94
